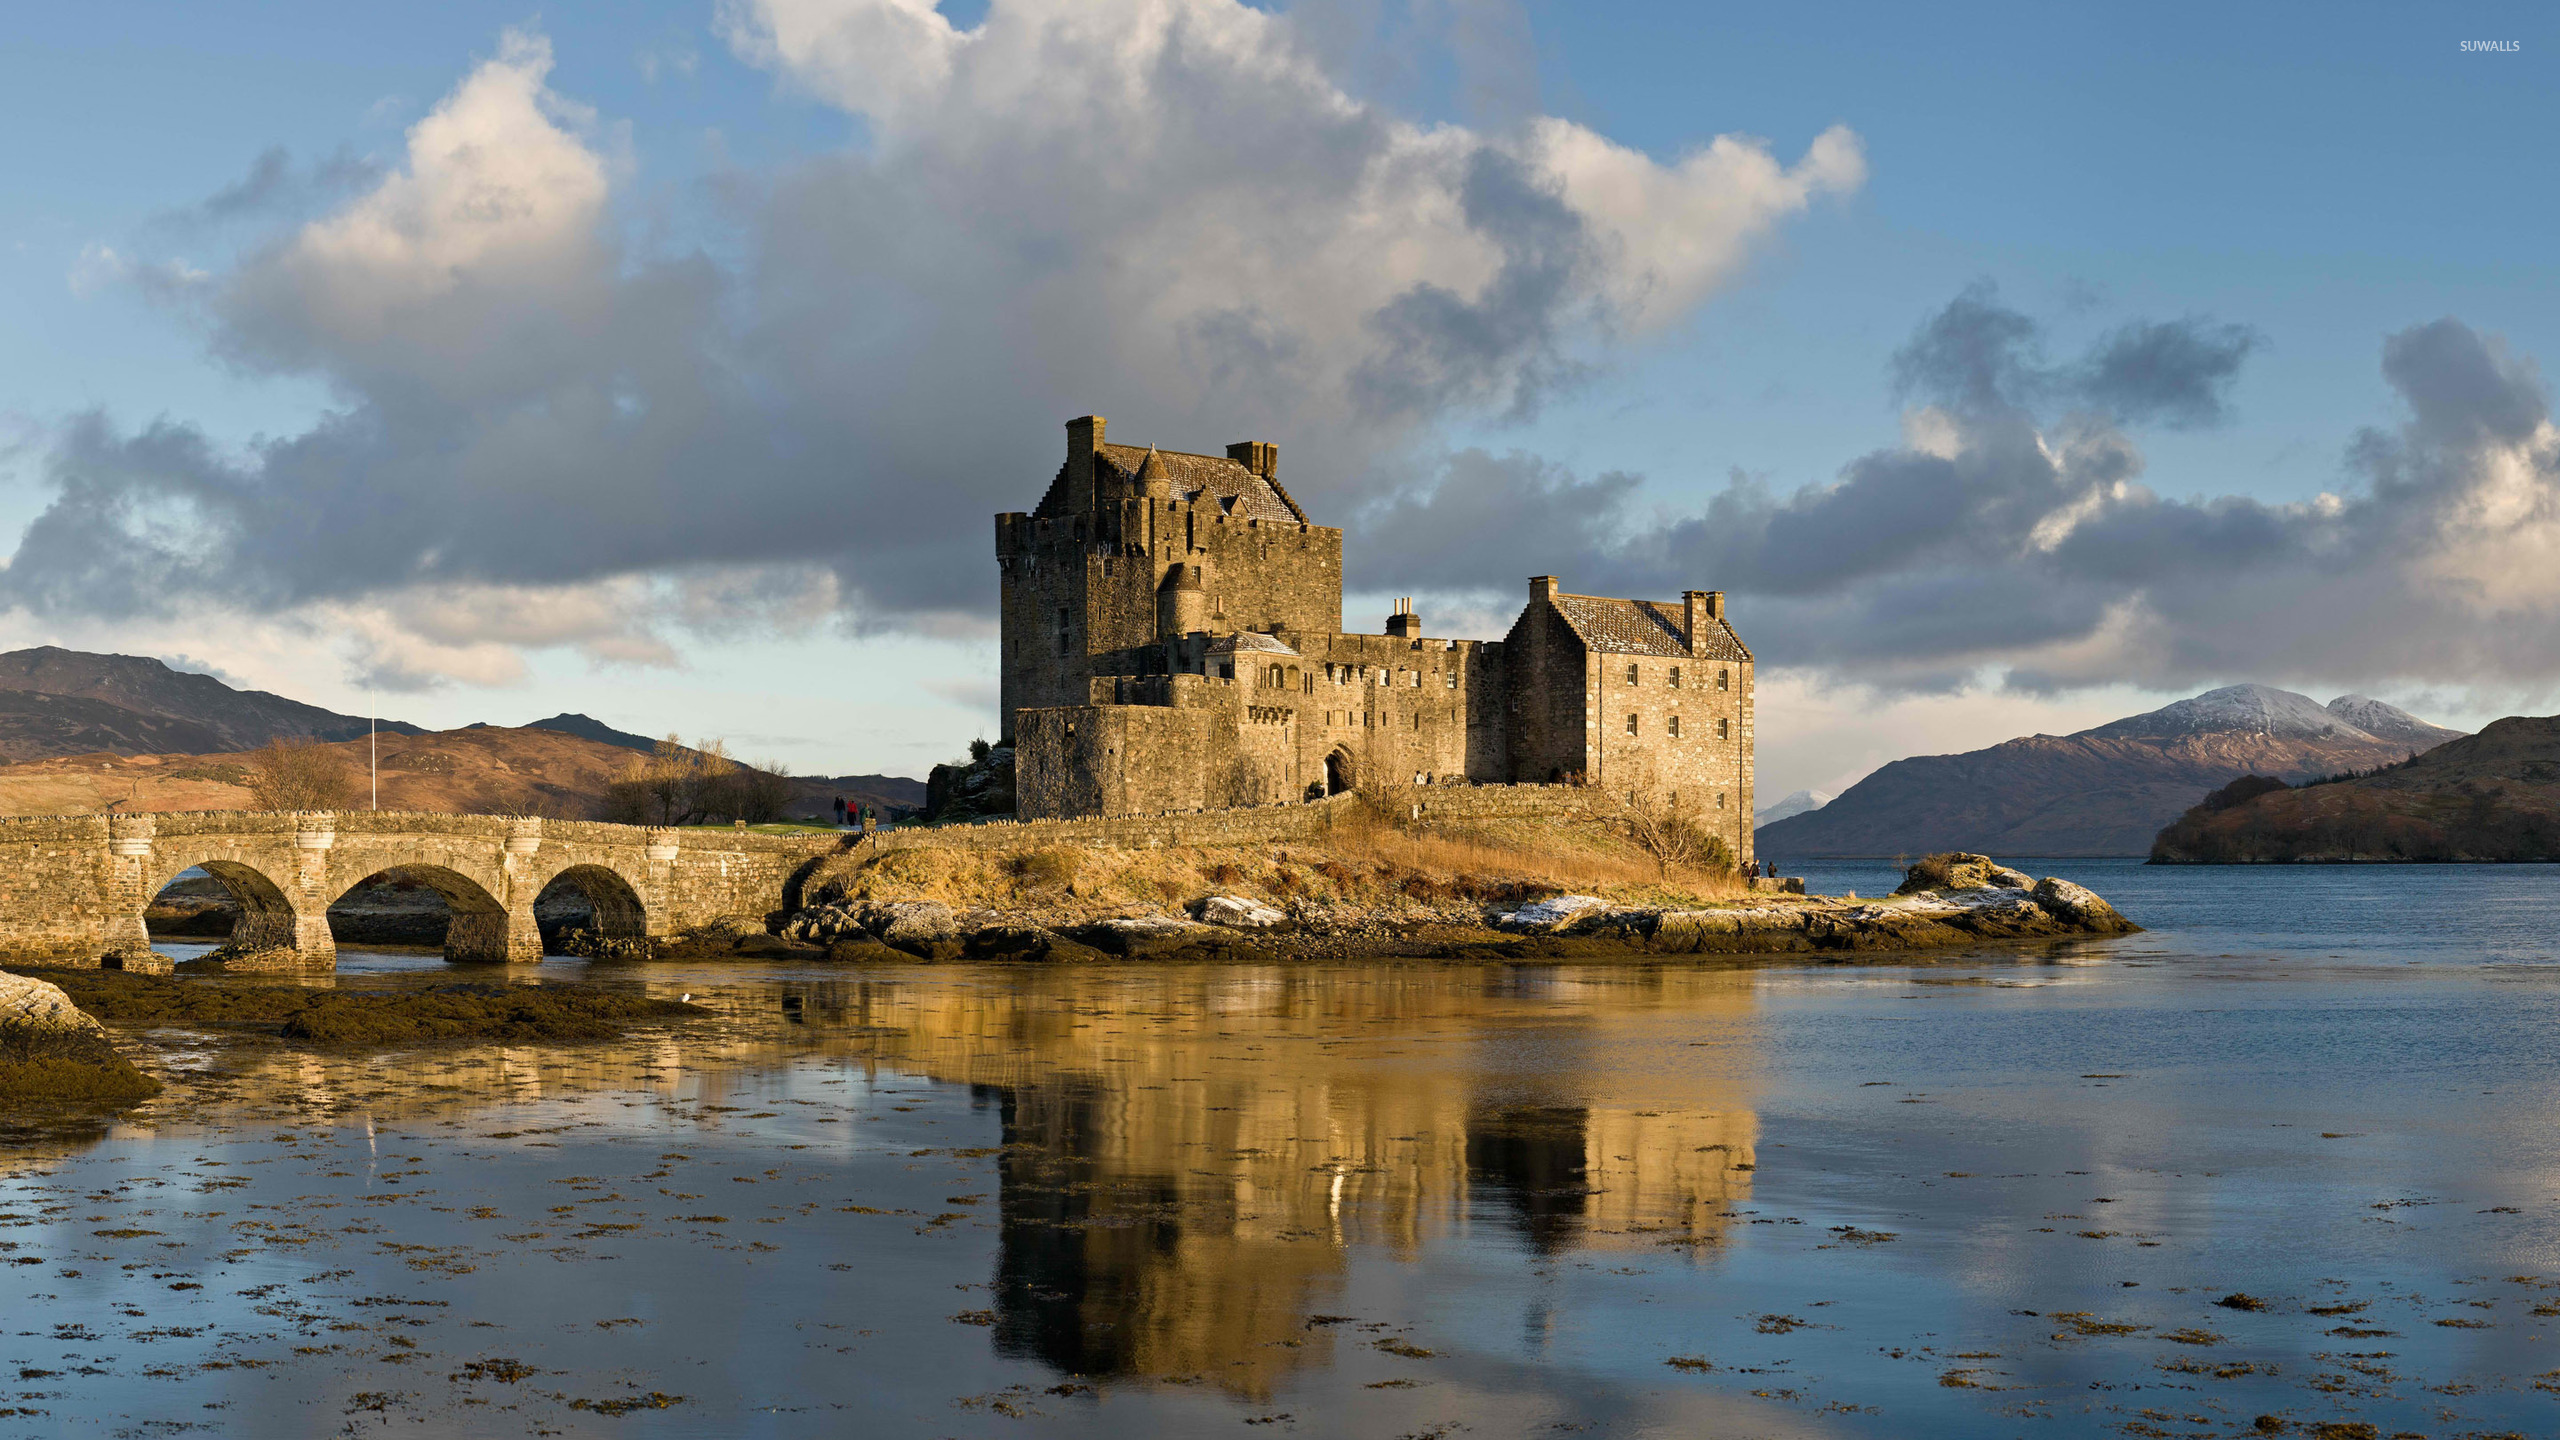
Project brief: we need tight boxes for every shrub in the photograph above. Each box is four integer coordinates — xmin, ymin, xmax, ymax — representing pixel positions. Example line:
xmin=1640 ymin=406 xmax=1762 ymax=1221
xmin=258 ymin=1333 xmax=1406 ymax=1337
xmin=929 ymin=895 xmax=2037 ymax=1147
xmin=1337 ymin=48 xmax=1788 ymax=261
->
xmin=245 ymin=739 xmax=353 ymax=812
xmin=1008 ymin=848 xmax=1081 ymax=892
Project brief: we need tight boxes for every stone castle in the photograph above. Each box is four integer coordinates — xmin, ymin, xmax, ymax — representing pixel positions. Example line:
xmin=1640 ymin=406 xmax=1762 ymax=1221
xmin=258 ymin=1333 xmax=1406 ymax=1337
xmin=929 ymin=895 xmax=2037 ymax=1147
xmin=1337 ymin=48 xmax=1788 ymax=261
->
xmin=999 ymin=416 xmax=1755 ymax=860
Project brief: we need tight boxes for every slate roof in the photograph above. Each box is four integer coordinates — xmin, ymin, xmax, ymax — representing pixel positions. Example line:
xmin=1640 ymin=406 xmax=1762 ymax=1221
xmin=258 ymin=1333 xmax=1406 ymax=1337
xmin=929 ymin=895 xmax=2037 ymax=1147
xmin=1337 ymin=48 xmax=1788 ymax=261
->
xmin=1551 ymin=593 xmax=1752 ymax=662
xmin=1207 ymin=631 xmax=1300 ymax=657
xmin=1098 ymin=444 xmax=1309 ymax=523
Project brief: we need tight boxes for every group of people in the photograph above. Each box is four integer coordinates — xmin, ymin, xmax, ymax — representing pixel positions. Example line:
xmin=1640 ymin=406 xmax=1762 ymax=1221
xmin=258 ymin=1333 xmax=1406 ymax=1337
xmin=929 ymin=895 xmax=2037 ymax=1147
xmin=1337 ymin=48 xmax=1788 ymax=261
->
xmin=830 ymin=797 xmax=878 ymax=829
xmin=1749 ymin=857 xmax=1782 ymax=879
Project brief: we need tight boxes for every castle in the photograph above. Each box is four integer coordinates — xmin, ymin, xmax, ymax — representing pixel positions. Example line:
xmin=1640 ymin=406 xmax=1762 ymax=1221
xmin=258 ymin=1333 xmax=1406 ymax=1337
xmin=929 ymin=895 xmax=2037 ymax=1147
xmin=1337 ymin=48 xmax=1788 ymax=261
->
xmin=998 ymin=416 xmax=1755 ymax=861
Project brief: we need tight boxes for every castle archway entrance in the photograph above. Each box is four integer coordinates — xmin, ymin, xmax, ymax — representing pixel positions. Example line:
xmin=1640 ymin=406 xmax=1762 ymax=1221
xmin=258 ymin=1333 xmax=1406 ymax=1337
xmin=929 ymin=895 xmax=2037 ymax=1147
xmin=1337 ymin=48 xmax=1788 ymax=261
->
xmin=1324 ymin=749 xmax=1354 ymax=796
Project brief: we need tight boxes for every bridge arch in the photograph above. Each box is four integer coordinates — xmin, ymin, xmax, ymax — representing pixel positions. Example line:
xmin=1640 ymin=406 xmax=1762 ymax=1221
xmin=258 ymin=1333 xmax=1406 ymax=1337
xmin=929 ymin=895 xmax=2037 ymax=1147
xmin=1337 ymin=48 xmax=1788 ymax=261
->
xmin=533 ymin=863 xmax=650 ymax=948
xmin=146 ymin=857 xmax=305 ymax=956
xmin=329 ymin=864 xmax=518 ymax=965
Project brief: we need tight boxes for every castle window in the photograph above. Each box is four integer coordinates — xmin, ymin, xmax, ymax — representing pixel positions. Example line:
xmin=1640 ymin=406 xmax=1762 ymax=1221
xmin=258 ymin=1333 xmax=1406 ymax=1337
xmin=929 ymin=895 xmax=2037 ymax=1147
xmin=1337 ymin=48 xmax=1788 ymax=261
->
xmin=1408 ymin=670 xmax=1420 ymax=687
xmin=1103 ymin=558 xmax=1114 ymax=576
xmin=1670 ymin=666 xmax=1682 ymax=688
xmin=1717 ymin=792 xmax=1727 ymax=809
xmin=1718 ymin=717 xmax=1730 ymax=739
xmin=1625 ymin=713 xmax=1639 ymax=735
xmin=1444 ymin=671 xmax=1457 ymax=689
xmin=1218 ymin=664 xmax=1234 ymax=680
xmin=1717 ymin=669 xmax=1729 ymax=691
xmin=1267 ymin=663 xmax=1284 ymax=687
xmin=1668 ymin=716 xmax=1681 ymax=738
xmin=1625 ymin=663 xmax=1640 ymax=685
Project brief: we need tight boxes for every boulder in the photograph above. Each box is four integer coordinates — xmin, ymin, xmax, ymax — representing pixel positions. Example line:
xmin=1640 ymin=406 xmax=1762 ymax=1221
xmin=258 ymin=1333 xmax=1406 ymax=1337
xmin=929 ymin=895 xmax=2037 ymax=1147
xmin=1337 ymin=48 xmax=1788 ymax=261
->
xmin=782 ymin=902 xmax=866 ymax=945
xmin=1199 ymin=895 xmax=1288 ymax=930
xmin=1079 ymin=915 xmax=1218 ymax=959
xmin=0 ymin=970 xmax=158 ymax=1106
xmin=825 ymin=936 xmax=913 ymax=964
xmin=1894 ymin=853 xmax=2032 ymax=895
xmin=733 ymin=933 xmax=828 ymax=960
xmin=1498 ymin=895 xmax=1611 ymax=932
xmin=2033 ymin=877 xmax=2133 ymax=932
xmin=963 ymin=926 xmax=1113 ymax=963
xmin=0 ymin=971 xmax=100 ymax=1034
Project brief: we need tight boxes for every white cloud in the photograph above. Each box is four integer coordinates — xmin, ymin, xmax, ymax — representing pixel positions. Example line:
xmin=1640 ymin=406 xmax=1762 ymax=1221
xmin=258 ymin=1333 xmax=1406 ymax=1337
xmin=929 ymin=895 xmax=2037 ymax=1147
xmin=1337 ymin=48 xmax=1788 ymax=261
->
xmin=11 ymin=6 xmax=1857 ymax=694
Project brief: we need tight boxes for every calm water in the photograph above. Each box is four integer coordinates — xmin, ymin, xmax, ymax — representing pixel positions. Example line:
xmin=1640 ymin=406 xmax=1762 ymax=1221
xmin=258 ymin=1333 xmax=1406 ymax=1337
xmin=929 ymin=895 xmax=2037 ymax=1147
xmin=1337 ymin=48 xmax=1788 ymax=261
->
xmin=5 ymin=866 xmax=2560 ymax=1438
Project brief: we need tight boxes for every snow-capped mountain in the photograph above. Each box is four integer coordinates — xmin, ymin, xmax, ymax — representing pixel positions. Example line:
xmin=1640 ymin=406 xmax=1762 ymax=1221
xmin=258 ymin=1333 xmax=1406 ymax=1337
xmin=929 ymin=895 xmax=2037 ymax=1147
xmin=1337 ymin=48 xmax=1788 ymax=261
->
xmin=1755 ymin=789 xmax=1833 ymax=825
xmin=1757 ymin=683 xmax=2467 ymax=857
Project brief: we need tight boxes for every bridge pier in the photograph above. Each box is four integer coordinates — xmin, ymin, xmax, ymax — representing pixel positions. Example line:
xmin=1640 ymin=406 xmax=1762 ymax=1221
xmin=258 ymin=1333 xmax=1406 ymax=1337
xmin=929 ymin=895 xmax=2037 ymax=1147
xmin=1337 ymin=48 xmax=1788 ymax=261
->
xmin=446 ymin=904 xmax=544 ymax=965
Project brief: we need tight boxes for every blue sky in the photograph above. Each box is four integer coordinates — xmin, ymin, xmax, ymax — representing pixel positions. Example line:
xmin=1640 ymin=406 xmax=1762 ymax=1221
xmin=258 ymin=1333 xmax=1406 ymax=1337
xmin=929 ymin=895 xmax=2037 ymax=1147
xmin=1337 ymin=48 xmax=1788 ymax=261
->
xmin=3 ymin=2 xmax=2554 ymax=793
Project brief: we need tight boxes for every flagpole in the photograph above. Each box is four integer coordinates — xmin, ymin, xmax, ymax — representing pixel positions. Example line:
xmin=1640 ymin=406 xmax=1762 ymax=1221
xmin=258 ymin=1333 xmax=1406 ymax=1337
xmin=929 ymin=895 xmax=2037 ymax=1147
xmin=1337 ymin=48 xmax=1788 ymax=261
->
xmin=370 ymin=713 xmax=378 ymax=811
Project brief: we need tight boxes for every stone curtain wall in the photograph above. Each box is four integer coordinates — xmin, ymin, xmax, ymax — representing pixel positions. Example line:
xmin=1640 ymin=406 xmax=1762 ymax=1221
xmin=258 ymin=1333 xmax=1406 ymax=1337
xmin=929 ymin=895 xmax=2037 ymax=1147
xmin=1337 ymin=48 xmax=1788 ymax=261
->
xmin=0 ymin=812 xmax=839 ymax=971
xmin=882 ymin=784 xmax=1609 ymax=855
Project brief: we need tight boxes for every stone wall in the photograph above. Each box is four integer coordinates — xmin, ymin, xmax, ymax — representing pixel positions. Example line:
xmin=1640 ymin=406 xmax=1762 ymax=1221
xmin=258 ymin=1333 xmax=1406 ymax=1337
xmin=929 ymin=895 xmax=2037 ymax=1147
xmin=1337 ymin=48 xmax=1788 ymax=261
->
xmin=882 ymin=783 xmax=1609 ymax=855
xmin=0 ymin=812 xmax=842 ymax=971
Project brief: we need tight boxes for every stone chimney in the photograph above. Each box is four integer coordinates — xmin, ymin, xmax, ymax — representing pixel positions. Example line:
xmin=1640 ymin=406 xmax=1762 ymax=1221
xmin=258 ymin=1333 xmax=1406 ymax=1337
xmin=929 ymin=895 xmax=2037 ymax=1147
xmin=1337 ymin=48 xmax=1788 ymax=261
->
xmin=1529 ymin=575 xmax=1559 ymax=606
xmin=1683 ymin=589 xmax=1723 ymax=649
xmin=1386 ymin=597 xmax=1420 ymax=638
xmin=1065 ymin=415 xmax=1105 ymax=512
xmin=1225 ymin=441 xmax=1276 ymax=478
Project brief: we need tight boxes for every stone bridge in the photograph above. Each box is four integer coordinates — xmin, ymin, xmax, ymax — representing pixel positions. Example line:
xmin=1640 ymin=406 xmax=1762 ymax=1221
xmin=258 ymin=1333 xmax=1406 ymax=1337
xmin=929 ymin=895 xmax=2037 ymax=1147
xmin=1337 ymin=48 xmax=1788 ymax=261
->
xmin=0 ymin=811 xmax=847 ymax=971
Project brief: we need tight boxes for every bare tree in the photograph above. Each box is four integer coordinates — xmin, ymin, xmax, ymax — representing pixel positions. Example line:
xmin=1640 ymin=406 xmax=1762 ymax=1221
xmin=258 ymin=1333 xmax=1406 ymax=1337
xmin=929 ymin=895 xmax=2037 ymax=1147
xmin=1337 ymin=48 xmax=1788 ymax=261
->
xmin=1614 ymin=762 xmax=1735 ymax=876
xmin=602 ymin=736 xmax=759 ymax=825
xmin=245 ymin=738 xmax=354 ymax=812
xmin=734 ymin=760 xmax=794 ymax=825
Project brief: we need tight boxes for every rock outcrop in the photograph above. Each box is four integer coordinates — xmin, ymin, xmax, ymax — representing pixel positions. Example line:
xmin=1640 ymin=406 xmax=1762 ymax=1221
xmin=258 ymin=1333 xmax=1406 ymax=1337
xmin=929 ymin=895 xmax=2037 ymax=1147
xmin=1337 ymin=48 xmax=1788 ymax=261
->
xmin=0 ymin=969 xmax=158 ymax=1105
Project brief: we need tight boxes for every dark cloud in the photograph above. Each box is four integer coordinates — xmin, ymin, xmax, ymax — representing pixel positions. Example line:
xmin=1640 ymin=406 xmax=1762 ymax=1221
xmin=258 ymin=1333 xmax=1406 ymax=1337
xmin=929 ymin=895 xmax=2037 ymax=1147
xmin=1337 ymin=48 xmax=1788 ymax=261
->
xmin=2074 ymin=316 xmax=2259 ymax=428
xmin=1363 ymin=291 xmax=2560 ymax=698
xmin=1891 ymin=280 xmax=2256 ymax=428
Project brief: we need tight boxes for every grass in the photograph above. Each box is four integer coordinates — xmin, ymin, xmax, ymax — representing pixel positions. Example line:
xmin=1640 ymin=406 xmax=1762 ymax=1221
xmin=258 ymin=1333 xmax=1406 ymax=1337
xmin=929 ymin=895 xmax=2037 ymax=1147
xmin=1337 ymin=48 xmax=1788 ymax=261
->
xmin=803 ymin=806 xmax=1751 ymax=919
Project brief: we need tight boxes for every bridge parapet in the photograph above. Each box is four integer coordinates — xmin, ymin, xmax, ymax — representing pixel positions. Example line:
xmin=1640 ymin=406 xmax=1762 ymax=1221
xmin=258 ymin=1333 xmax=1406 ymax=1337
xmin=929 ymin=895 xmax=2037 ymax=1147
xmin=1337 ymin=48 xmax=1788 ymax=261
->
xmin=0 ymin=811 xmax=845 ymax=972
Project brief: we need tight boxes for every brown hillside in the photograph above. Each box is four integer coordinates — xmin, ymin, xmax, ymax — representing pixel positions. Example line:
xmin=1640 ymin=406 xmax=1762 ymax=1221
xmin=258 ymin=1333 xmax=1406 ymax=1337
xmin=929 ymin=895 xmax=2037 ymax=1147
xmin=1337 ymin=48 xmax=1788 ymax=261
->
xmin=2149 ymin=716 xmax=2560 ymax=862
xmin=0 ymin=726 xmax=658 ymax=819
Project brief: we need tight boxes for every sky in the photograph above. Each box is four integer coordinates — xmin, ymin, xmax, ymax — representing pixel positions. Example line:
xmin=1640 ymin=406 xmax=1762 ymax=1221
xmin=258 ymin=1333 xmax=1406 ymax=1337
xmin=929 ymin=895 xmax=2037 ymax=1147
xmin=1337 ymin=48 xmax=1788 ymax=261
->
xmin=2 ymin=1 xmax=2555 ymax=795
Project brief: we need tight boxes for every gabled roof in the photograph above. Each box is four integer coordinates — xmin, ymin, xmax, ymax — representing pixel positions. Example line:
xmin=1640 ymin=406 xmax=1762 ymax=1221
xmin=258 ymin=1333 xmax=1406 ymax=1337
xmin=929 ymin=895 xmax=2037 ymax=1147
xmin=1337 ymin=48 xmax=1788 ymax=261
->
xmin=1551 ymin=593 xmax=1752 ymax=662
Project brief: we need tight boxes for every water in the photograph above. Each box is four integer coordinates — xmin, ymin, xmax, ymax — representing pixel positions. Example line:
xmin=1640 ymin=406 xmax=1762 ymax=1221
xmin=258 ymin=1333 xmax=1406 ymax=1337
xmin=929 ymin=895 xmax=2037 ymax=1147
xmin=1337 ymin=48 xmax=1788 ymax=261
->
xmin=6 ymin=867 xmax=2560 ymax=1437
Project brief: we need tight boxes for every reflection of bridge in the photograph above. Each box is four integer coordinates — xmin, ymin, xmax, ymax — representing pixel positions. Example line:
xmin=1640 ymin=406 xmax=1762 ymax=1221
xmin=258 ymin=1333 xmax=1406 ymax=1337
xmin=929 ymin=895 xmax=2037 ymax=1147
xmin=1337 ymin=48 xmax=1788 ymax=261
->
xmin=0 ymin=811 xmax=843 ymax=970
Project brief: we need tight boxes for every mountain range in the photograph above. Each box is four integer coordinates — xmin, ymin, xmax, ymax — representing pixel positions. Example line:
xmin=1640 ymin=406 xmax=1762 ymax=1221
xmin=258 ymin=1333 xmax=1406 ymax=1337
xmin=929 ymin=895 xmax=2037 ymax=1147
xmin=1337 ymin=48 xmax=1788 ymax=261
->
xmin=0 ymin=646 xmax=926 ymax=816
xmin=1756 ymin=684 xmax=2467 ymax=858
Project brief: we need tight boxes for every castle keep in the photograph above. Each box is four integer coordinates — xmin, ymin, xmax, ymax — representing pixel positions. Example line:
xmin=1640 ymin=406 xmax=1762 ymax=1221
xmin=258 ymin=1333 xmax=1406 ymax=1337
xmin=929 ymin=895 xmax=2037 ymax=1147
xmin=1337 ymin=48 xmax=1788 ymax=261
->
xmin=999 ymin=416 xmax=1755 ymax=860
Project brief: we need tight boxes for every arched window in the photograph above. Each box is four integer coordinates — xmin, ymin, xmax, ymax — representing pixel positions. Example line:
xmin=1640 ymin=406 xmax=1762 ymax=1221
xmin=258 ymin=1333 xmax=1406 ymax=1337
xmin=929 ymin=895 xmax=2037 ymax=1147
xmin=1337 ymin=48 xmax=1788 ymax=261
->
xmin=1267 ymin=663 xmax=1284 ymax=687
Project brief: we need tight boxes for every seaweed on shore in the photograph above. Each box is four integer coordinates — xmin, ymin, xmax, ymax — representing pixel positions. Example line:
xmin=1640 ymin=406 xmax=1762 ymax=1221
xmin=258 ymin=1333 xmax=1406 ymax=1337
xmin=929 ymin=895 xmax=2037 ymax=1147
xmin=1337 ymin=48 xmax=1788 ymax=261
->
xmin=0 ymin=1022 xmax=161 ymax=1105
xmin=19 ymin=970 xmax=707 ymax=1046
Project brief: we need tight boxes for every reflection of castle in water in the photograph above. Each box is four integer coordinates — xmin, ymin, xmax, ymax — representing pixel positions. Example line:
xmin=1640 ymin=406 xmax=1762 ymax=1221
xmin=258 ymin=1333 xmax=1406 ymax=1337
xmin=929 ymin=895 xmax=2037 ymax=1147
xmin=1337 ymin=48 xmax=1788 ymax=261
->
xmin=837 ymin=966 xmax=1762 ymax=1397
xmin=136 ymin=964 xmax=1762 ymax=1400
